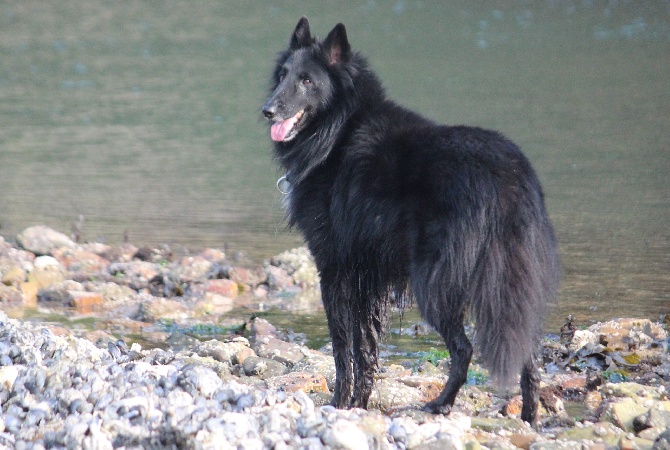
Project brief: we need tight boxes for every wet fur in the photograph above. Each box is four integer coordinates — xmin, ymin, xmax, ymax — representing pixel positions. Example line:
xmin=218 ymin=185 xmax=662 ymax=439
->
xmin=262 ymin=17 xmax=560 ymax=424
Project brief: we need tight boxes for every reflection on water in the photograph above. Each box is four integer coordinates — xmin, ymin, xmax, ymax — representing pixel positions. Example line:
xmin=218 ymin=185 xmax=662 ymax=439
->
xmin=0 ymin=1 xmax=668 ymax=335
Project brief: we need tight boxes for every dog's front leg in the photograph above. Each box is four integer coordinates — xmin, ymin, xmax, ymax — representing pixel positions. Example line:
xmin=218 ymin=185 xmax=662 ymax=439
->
xmin=321 ymin=278 xmax=354 ymax=408
xmin=350 ymin=299 xmax=382 ymax=409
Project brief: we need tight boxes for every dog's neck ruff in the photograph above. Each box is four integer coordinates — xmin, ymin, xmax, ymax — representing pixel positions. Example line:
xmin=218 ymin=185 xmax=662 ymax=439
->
xmin=276 ymin=173 xmax=292 ymax=195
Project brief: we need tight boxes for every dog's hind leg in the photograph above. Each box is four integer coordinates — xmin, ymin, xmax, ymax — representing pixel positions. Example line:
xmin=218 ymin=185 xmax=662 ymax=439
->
xmin=350 ymin=299 xmax=383 ymax=409
xmin=423 ymin=320 xmax=473 ymax=415
xmin=321 ymin=277 xmax=354 ymax=408
xmin=520 ymin=354 xmax=541 ymax=425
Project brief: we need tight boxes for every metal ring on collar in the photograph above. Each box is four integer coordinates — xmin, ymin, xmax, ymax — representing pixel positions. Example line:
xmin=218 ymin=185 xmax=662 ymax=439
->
xmin=276 ymin=174 xmax=291 ymax=195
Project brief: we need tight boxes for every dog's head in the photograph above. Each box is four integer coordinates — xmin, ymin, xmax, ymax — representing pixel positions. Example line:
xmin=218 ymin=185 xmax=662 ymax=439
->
xmin=262 ymin=17 xmax=351 ymax=143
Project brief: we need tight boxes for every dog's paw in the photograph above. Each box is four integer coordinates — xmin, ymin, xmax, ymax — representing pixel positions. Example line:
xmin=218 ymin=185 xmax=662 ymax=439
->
xmin=349 ymin=398 xmax=369 ymax=409
xmin=422 ymin=401 xmax=453 ymax=415
xmin=330 ymin=396 xmax=351 ymax=409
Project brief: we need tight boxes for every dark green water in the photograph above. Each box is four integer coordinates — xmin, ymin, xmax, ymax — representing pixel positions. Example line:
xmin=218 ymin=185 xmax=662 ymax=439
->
xmin=1 ymin=1 xmax=669 ymax=334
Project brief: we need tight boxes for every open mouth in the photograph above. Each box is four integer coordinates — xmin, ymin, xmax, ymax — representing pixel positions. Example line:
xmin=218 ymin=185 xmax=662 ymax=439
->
xmin=270 ymin=110 xmax=305 ymax=142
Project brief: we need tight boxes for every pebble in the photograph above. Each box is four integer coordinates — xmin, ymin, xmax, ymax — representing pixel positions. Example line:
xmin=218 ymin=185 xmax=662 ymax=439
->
xmin=0 ymin=310 xmax=470 ymax=449
xmin=1 ymin=226 xmax=670 ymax=449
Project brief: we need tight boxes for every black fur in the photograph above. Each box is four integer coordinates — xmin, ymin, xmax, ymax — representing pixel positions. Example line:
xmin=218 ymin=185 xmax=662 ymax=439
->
xmin=262 ymin=17 xmax=560 ymax=424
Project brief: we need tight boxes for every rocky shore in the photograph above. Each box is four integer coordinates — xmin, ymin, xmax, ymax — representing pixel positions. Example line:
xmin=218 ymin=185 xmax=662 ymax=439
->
xmin=1 ymin=225 xmax=669 ymax=449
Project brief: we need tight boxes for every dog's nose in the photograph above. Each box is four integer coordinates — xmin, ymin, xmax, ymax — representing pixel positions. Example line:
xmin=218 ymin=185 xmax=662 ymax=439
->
xmin=262 ymin=104 xmax=277 ymax=119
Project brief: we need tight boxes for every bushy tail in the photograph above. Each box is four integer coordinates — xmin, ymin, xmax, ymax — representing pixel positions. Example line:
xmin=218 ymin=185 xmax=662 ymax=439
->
xmin=471 ymin=217 xmax=560 ymax=388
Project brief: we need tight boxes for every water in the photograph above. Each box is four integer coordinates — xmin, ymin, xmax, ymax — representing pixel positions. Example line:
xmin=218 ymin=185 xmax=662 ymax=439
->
xmin=1 ymin=1 xmax=669 ymax=336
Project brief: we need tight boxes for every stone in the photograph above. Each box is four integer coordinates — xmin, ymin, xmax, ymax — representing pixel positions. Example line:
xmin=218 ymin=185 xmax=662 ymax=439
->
xmin=193 ymin=292 xmax=235 ymax=316
xmin=2 ymin=266 xmax=26 ymax=287
xmin=504 ymin=395 xmax=524 ymax=417
xmin=558 ymin=422 xmax=625 ymax=446
xmin=234 ymin=347 xmax=256 ymax=365
xmin=16 ymin=225 xmax=78 ymax=255
xmin=560 ymin=375 xmax=587 ymax=391
xmin=0 ymin=285 xmax=23 ymax=303
xmin=265 ymin=372 xmax=328 ymax=394
xmin=620 ymin=435 xmax=655 ymax=450
xmin=0 ymin=244 xmax=35 ymax=271
xmin=509 ymin=433 xmax=540 ymax=450
xmin=320 ymin=419 xmax=369 ymax=450
xmin=589 ymin=318 xmax=667 ymax=351
xmin=397 ymin=376 xmax=446 ymax=402
xmin=69 ymin=291 xmax=104 ymax=313
xmin=140 ymin=298 xmax=189 ymax=321
xmin=103 ymin=243 xmax=138 ymax=262
xmin=194 ymin=339 xmax=251 ymax=365
xmin=377 ymin=364 xmax=412 ymax=378
xmin=568 ymin=329 xmax=598 ymax=352
xmin=83 ymin=329 xmax=117 ymax=347
xmin=605 ymin=382 xmax=666 ymax=400
xmin=205 ymin=279 xmax=239 ymax=298
xmin=654 ymin=429 xmax=670 ymax=450
xmin=265 ymin=265 xmax=293 ymax=290
xmin=0 ymin=366 xmax=19 ymax=390
xmin=415 ymin=361 xmax=443 ymax=376
xmin=178 ymin=256 xmax=212 ymax=282
xmin=254 ymin=336 xmax=306 ymax=366
xmin=249 ymin=318 xmax=279 ymax=342
xmin=539 ymin=385 xmax=565 ymax=414
xmin=37 ymin=280 xmax=84 ymax=302
xmin=26 ymin=257 xmax=66 ymax=294
xmin=86 ymin=282 xmax=135 ymax=303
xmin=243 ymin=356 xmax=286 ymax=378
xmin=292 ymin=351 xmax=337 ymax=390
xmin=529 ymin=441 xmax=588 ymax=450
xmin=634 ymin=407 xmax=670 ymax=440
xmin=470 ymin=418 xmax=526 ymax=433
xmin=606 ymin=397 xmax=650 ymax=432
xmin=585 ymin=391 xmax=603 ymax=412
xmin=34 ymin=255 xmax=63 ymax=269
xmin=357 ymin=413 xmax=389 ymax=441
xmin=52 ymin=247 xmax=109 ymax=273
xmin=81 ymin=242 xmax=112 ymax=257
xmin=253 ymin=285 xmax=269 ymax=297
xmin=228 ymin=266 xmax=264 ymax=287
xmin=369 ymin=378 xmax=425 ymax=412
xmin=20 ymin=279 xmax=39 ymax=306
xmin=199 ymin=248 xmax=225 ymax=262
xmin=270 ymin=247 xmax=319 ymax=287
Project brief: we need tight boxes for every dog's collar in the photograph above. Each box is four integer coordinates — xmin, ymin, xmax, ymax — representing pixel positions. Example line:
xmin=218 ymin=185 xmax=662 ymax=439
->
xmin=276 ymin=173 xmax=292 ymax=195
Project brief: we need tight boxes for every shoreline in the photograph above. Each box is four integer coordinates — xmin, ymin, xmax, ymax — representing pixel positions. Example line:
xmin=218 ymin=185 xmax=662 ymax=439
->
xmin=1 ymin=225 xmax=670 ymax=449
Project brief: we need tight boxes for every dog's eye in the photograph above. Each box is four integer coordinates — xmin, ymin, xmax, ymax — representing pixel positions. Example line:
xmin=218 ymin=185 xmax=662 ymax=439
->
xmin=302 ymin=77 xmax=312 ymax=85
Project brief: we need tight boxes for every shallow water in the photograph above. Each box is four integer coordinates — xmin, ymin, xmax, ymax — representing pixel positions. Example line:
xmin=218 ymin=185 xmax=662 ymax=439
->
xmin=1 ymin=1 xmax=669 ymax=335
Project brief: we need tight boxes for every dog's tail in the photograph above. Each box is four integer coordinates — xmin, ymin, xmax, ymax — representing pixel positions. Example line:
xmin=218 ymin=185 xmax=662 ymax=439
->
xmin=471 ymin=214 xmax=560 ymax=389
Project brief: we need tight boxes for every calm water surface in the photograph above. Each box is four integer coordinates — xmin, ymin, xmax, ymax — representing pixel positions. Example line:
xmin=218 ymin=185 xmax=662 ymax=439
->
xmin=1 ymin=1 xmax=668 ymax=337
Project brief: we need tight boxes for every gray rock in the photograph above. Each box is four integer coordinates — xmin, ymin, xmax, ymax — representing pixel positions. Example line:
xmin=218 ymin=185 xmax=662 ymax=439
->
xmin=194 ymin=338 xmax=251 ymax=365
xmin=249 ymin=317 xmax=279 ymax=343
xmin=321 ymin=419 xmax=370 ymax=450
xmin=270 ymin=247 xmax=319 ymax=287
xmin=253 ymin=336 xmax=306 ymax=366
xmin=654 ymin=429 xmax=670 ymax=450
xmin=292 ymin=351 xmax=337 ymax=390
xmin=243 ymin=356 xmax=287 ymax=379
xmin=178 ymin=365 xmax=225 ymax=398
xmin=16 ymin=225 xmax=77 ymax=256
xmin=265 ymin=265 xmax=293 ymax=290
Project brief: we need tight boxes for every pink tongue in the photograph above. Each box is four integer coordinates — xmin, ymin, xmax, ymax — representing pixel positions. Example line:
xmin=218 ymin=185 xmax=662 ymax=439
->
xmin=270 ymin=112 xmax=300 ymax=142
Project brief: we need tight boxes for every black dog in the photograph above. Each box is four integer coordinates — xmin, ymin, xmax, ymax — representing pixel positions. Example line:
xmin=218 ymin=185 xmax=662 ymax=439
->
xmin=262 ymin=17 xmax=560 ymax=424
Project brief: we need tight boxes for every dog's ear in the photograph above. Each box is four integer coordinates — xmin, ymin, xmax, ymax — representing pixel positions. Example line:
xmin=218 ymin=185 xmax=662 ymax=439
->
xmin=290 ymin=17 xmax=312 ymax=49
xmin=323 ymin=23 xmax=350 ymax=66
